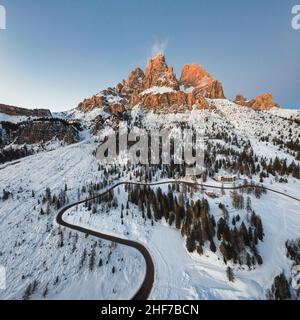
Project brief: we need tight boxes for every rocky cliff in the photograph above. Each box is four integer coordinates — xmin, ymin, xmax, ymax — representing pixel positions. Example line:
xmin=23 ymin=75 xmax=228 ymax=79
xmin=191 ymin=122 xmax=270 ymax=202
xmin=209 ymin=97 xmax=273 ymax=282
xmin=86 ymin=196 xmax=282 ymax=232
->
xmin=0 ymin=103 xmax=52 ymax=118
xmin=235 ymin=93 xmax=279 ymax=110
xmin=77 ymin=54 xmax=280 ymax=113
xmin=248 ymin=93 xmax=279 ymax=110
xmin=77 ymin=54 xmax=224 ymax=113
xmin=180 ymin=64 xmax=225 ymax=99
xmin=0 ymin=119 xmax=80 ymax=147
xmin=141 ymin=53 xmax=179 ymax=90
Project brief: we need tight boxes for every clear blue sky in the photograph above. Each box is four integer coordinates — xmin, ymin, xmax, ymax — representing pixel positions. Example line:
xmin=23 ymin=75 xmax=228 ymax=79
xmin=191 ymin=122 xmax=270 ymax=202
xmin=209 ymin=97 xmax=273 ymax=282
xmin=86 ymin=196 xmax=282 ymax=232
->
xmin=0 ymin=0 xmax=299 ymax=111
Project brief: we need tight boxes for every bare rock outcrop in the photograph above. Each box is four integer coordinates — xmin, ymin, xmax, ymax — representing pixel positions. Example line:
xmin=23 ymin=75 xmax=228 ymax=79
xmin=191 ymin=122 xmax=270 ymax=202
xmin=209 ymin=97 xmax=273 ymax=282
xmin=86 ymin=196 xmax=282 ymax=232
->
xmin=130 ymin=91 xmax=209 ymax=112
xmin=234 ymin=94 xmax=248 ymax=106
xmin=122 ymin=67 xmax=145 ymax=94
xmin=234 ymin=93 xmax=279 ymax=110
xmin=0 ymin=119 xmax=79 ymax=146
xmin=141 ymin=54 xmax=179 ymax=91
xmin=180 ymin=64 xmax=213 ymax=88
xmin=77 ymin=95 xmax=108 ymax=112
xmin=0 ymin=103 xmax=52 ymax=118
xmin=248 ymin=93 xmax=279 ymax=110
xmin=110 ymin=103 xmax=125 ymax=114
xmin=77 ymin=67 xmax=145 ymax=113
xmin=180 ymin=64 xmax=225 ymax=99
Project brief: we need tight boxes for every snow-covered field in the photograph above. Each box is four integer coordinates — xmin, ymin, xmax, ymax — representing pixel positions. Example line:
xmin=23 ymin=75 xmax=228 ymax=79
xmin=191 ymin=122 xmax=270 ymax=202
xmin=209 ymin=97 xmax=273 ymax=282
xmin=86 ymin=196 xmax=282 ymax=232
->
xmin=0 ymin=139 xmax=145 ymax=300
xmin=63 ymin=181 xmax=300 ymax=300
xmin=0 ymin=99 xmax=299 ymax=300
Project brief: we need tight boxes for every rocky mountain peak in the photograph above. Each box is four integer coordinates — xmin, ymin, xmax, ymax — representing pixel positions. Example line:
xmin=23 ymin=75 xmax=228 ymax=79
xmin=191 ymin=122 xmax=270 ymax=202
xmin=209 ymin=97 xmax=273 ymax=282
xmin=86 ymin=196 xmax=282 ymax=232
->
xmin=76 ymin=54 xmax=282 ymax=114
xmin=142 ymin=53 xmax=179 ymax=90
xmin=235 ymin=93 xmax=279 ymax=110
xmin=180 ymin=64 xmax=214 ymax=88
xmin=180 ymin=63 xmax=225 ymax=100
xmin=123 ymin=67 xmax=145 ymax=92
xmin=249 ymin=93 xmax=279 ymax=110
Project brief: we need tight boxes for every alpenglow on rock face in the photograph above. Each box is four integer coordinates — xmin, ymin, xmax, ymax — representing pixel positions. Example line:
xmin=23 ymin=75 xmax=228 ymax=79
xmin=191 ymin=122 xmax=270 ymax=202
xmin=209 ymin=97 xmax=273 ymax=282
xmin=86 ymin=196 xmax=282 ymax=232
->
xmin=77 ymin=54 xmax=279 ymax=113
xmin=248 ymin=93 xmax=279 ymax=110
xmin=234 ymin=93 xmax=280 ymax=110
xmin=180 ymin=64 xmax=225 ymax=99
xmin=141 ymin=53 xmax=179 ymax=91
xmin=180 ymin=64 xmax=213 ymax=88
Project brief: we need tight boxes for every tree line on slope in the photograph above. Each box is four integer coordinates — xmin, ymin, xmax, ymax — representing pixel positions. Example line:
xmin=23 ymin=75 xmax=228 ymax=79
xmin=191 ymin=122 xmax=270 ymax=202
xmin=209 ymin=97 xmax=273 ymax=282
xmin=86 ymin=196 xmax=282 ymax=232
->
xmin=126 ymin=183 xmax=264 ymax=268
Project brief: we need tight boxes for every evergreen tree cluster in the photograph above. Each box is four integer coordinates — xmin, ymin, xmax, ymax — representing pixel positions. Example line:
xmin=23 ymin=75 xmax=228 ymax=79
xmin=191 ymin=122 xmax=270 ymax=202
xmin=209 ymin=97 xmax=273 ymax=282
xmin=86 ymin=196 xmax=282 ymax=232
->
xmin=266 ymin=273 xmax=291 ymax=300
xmin=285 ymin=238 xmax=300 ymax=299
xmin=127 ymin=183 xmax=264 ymax=267
xmin=84 ymin=188 xmax=117 ymax=214
xmin=40 ymin=187 xmax=69 ymax=215
xmin=218 ymin=210 xmax=264 ymax=267
xmin=0 ymin=145 xmax=34 ymax=164
xmin=1 ymin=188 xmax=11 ymax=201
xmin=204 ymin=138 xmax=300 ymax=181
xmin=286 ymin=238 xmax=300 ymax=265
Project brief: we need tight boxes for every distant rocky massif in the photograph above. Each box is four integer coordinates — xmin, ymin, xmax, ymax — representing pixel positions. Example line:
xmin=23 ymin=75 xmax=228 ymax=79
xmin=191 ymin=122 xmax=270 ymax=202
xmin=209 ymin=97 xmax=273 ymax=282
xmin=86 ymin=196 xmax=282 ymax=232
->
xmin=1 ymin=54 xmax=280 ymax=121
xmin=0 ymin=54 xmax=283 ymax=163
xmin=0 ymin=103 xmax=52 ymax=118
xmin=77 ymin=53 xmax=279 ymax=114
xmin=0 ymin=104 xmax=80 ymax=163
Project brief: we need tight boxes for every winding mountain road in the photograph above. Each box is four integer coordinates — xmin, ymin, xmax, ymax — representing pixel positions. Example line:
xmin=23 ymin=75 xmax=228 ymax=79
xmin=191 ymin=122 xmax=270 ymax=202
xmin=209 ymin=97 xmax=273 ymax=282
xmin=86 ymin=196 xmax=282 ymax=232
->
xmin=56 ymin=189 xmax=154 ymax=300
xmin=56 ymin=180 xmax=300 ymax=300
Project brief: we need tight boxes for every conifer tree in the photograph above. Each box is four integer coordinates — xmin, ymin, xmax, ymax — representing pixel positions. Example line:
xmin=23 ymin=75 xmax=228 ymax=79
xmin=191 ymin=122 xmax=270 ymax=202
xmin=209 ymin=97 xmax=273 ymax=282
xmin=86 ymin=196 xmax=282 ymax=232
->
xmin=226 ymin=266 xmax=234 ymax=282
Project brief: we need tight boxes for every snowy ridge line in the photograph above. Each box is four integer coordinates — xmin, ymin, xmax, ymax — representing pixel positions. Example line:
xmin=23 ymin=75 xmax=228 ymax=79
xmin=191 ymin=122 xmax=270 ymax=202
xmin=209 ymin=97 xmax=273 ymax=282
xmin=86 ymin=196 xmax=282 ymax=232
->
xmin=56 ymin=180 xmax=300 ymax=300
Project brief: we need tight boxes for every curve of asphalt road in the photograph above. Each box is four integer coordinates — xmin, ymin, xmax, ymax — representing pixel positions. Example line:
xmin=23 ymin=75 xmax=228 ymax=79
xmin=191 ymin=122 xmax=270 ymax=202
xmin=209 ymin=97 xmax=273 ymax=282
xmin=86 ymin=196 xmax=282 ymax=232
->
xmin=56 ymin=180 xmax=300 ymax=300
xmin=56 ymin=192 xmax=154 ymax=300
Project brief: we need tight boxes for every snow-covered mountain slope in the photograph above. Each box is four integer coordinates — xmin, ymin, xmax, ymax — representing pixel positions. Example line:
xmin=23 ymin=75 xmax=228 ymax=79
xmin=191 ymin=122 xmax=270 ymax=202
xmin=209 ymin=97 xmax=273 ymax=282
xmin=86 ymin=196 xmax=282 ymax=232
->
xmin=0 ymin=97 xmax=299 ymax=300
xmin=210 ymin=100 xmax=300 ymax=162
xmin=0 ymin=140 xmax=145 ymax=300
xmin=64 ymin=182 xmax=300 ymax=299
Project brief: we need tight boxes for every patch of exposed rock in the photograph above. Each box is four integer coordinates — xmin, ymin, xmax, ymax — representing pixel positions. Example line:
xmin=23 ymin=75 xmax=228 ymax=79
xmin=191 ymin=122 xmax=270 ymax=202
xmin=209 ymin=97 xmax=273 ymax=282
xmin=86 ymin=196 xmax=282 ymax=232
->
xmin=0 ymin=119 xmax=80 ymax=146
xmin=141 ymin=53 xmax=179 ymax=91
xmin=235 ymin=93 xmax=279 ymax=110
xmin=130 ymin=91 xmax=209 ymax=112
xmin=249 ymin=93 xmax=279 ymax=110
xmin=78 ymin=68 xmax=145 ymax=114
xmin=0 ymin=103 xmax=52 ymax=118
xmin=234 ymin=94 xmax=248 ymax=106
xmin=180 ymin=64 xmax=225 ymax=99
